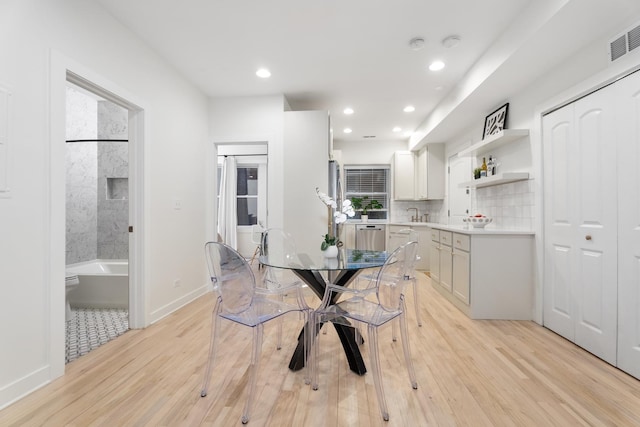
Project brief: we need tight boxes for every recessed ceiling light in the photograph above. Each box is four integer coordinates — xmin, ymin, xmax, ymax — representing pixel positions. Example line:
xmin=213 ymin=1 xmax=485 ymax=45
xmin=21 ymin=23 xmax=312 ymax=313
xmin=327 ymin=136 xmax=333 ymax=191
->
xmin=256 ymin=68 xmax=271 ymax=78
xmin=403 ymin=105 xmax=415 ymax=113
xmin=429 ymin=61 xmax=445 ymax=71
xmin=442 ymin=35 xmax=461 ymax=49
xmin=343 ymin=107 xmax=354 ymax=115
xmin=393 ymin=127 xmax=402 ymax=132
xmin=343 ymin=128 xmax=352 ymax=134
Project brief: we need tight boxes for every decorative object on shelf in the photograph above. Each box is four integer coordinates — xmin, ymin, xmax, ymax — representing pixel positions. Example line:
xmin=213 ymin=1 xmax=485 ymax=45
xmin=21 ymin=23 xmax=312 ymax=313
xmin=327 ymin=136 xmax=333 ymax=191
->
xmin=487 ymin=156 xmax=496 ymax=176
xmin=463 ymin=214 xmax=493 ymax=228
xmin=351 ymin=196 xmax=383 ymax=221
xmin=473 ymin=167 xmax=482 ymax=179
xmin=482 ymin=102 xmax=509 ymax=139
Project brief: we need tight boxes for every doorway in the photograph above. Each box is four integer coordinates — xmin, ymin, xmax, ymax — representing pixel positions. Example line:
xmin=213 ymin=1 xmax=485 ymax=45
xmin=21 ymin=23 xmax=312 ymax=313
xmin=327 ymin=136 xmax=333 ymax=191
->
xmin=62 ymin=72 xmax=144 ymax=363
xmin=448 ymin=154 xmax=471 ymax=224
xmin=215 ymin=143 xmax=268 ymax=257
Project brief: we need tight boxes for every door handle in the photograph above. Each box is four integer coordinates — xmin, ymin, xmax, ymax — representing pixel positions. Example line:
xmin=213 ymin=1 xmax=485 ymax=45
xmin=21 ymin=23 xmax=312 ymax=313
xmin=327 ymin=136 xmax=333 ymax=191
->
xmin=585 ymin=235 xmax=592 ymax=241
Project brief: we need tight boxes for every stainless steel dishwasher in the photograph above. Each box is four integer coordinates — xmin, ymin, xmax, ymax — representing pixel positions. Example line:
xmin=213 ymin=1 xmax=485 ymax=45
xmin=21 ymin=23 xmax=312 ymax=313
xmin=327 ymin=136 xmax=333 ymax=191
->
xmin=355 ymin=224 xmax=386 ymax=251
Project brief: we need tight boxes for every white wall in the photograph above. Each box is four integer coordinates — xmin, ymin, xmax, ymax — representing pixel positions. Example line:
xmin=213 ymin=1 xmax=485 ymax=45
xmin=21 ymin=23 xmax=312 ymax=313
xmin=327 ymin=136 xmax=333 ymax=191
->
xmin=283 ymin=111 xmax=329 ymax=255
xmin=334 ymin=139 xmax=407 ymax=165
xmin=0 ymin=0 xmax=209 ymax=408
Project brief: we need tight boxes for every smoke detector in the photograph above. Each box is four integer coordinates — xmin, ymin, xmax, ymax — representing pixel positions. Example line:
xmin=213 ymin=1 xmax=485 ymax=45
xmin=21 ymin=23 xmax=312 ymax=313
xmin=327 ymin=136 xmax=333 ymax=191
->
xmin=442 ymin=35 xmax=461 ymax=49
xmin=409 ymin=37 xmax=425 ymax=51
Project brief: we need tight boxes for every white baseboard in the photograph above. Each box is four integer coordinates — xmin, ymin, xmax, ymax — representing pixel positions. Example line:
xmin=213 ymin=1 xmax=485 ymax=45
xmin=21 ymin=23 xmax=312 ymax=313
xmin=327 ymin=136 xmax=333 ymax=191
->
xmin=149 ymin=283 xmax=212 ymax=325
xmin=0 ymin=365 xmax=51 ymax=411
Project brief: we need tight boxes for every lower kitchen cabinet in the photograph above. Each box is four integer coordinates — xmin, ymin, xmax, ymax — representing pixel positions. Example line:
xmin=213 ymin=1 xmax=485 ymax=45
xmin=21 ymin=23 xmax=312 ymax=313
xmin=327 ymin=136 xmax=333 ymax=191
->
xmin=430 ymin=227 xmax=534 ymax=320
xmin=388 ymin=224 xmax=430 ymax=270
xmin=452 ymin=235 xmax=470 ymax=305
xmin=429 ymin=230 xmax=440 ymax=283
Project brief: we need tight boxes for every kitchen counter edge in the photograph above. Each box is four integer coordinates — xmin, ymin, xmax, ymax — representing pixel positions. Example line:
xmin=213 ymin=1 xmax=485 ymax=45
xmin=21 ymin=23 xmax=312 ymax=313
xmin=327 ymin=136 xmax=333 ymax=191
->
xmin=388 ymin=222 xmax=535 ymax=235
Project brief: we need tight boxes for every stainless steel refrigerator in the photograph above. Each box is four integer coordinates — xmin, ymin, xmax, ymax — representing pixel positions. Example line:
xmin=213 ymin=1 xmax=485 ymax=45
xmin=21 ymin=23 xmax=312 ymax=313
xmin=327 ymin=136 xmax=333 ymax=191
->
xmin=328 ymin=160 xmax=342 ymax=238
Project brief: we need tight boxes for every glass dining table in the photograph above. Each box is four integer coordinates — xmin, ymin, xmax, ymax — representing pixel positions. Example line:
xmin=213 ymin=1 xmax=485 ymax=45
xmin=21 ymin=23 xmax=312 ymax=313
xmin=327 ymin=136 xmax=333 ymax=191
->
xmin=259 ymin=247 xmax=391 ymax=375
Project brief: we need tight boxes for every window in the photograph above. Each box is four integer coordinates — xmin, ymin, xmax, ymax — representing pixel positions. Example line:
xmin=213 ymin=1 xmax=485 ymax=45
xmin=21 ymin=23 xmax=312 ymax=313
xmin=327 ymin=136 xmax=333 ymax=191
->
xmin=344 ymin=165 xmax=390 ymax=220
xmin=236 ymin=167 xmax=259 ymax=225
xmin=217 ymin=164 xmax=262 ymax=226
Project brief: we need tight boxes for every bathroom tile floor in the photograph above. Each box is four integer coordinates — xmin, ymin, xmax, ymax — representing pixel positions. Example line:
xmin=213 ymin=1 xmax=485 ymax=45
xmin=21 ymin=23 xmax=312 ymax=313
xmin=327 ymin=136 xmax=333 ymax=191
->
xmin=66 ymin=307 xmax=129 ymax=364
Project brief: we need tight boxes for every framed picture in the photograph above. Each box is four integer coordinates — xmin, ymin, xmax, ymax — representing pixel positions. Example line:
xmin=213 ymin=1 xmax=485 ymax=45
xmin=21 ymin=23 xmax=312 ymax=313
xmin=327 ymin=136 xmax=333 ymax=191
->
xmin=482 ymin=102 xmax=509 ymax=139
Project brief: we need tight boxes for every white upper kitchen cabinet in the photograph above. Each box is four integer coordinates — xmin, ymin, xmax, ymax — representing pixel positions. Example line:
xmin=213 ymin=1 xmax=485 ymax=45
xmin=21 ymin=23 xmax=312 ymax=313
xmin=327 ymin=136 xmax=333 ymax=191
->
xmin=393 ymin=144 xmax=444 ymax=201
xmin=416 ymin=144 xmax=444 ymax=200
xmin=393 ymin=151 xmax=415 ymax=200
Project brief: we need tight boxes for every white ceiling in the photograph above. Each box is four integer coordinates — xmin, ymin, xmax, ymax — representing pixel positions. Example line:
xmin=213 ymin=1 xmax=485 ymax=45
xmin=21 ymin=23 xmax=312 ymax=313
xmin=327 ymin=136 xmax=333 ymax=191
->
xmin=95 ymin=0 xmax=640 ymax=145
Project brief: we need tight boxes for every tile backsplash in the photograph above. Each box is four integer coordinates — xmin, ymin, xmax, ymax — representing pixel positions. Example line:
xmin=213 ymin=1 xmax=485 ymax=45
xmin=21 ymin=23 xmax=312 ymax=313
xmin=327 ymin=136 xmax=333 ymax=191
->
xmin=390 ymin=179 xmax=535 ymax=230
xmin=473 ymin=179 xmax=535 ymax=229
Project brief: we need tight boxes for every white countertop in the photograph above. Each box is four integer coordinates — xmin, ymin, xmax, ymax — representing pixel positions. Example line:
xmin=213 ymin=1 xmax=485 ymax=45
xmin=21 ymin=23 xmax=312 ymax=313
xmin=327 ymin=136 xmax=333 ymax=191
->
xmin=388 ymin=221 xmax=535 ymax=235
xmin=345 ymin=220 xmax=534 ymax=235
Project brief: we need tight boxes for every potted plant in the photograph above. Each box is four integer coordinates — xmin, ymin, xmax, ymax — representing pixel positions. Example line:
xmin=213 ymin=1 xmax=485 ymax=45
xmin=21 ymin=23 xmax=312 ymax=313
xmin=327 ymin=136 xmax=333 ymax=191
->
xmin=350 ymin=196 xmax=383 ymax=223
xmin=473 ymin=167 xmax=482 ymax=180
xmin=321 ymin=233 xmax=340 ymax=257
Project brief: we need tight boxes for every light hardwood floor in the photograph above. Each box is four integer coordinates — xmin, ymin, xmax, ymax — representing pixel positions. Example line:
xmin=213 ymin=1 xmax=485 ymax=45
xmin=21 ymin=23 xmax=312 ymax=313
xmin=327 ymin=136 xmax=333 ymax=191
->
xmin=2 ymin=272 xmax=640 ymax=426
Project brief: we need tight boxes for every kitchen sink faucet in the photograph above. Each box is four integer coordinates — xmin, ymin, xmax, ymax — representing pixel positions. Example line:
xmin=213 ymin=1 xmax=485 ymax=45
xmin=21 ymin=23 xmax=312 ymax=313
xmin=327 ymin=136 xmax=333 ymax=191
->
xmin=407 ymin=207 xmax=419 ymax=222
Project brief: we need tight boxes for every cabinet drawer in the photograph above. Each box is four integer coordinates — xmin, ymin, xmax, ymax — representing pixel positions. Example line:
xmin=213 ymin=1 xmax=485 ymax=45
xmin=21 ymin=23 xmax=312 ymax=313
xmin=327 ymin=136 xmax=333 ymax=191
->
xmin=453 ymin=233 xmax=470 ymax=251
xmin=430 ymin=229 xmax=440 ymax=242
xmin=439 ymin=231 xmax=452 ymax=246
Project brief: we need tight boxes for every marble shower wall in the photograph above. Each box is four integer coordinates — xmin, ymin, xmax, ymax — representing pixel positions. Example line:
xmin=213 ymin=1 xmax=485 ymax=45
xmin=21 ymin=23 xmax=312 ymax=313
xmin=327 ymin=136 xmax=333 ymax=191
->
xmin=66 ymin=87 xmax=98 ymax=264
xmin=65 ymin=86 xmax=128 ymax=264
xmin=97 ymin=101 xmax=128 ymax=259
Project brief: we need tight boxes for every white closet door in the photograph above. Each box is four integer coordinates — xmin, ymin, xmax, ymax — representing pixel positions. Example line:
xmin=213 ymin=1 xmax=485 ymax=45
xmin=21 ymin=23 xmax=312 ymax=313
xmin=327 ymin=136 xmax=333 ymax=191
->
xmin=543 ymin=87 xmax=618 ymax=364
xmin=616 ymin=70 xmax=640 ymax=379
xmin=543 ymin=104 xmax=577 ymax=342
xmin=572 ymin=87 xmax=618 ymax=365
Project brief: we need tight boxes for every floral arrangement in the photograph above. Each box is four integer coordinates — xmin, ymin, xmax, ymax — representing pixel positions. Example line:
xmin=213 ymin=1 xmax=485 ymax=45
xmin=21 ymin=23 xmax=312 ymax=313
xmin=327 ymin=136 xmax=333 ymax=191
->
xmin=316 ymin=187 xmax=355 ymax=250
xmin=315 ymin=187 xmax=355 ymax=224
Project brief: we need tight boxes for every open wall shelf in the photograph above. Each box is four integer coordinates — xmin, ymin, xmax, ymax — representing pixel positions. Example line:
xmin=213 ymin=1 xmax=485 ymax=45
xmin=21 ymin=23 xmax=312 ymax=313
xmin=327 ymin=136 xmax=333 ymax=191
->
xmin=458 ymin=129 xmax=529 ymax=157
xmin=459 ymin=172 xmax=529 ymax=189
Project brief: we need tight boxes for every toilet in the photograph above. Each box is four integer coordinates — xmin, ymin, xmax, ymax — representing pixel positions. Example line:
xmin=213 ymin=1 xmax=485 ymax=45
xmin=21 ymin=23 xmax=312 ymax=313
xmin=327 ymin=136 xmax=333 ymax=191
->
xmin=65 ymin=272 xmax=79 ymax=321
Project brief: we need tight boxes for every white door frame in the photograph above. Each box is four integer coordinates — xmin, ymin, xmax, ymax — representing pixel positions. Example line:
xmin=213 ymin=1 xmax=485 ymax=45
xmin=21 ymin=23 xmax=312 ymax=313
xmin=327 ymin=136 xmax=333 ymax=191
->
xmin=50 ymin=51 xmax=147 ymax=377
xmin=210 ymin=139 xmax=270 ymax=248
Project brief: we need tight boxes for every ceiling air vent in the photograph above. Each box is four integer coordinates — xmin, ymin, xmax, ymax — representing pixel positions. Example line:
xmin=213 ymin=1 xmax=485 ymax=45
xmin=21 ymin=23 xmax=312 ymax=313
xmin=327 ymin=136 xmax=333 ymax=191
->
xmin=628 ymin=25 xmax=640 ymax=52
xmin=610 ymin=35 xmax=627 ymax=61
xmin=609 ymin=21 xmax=640 ymax=63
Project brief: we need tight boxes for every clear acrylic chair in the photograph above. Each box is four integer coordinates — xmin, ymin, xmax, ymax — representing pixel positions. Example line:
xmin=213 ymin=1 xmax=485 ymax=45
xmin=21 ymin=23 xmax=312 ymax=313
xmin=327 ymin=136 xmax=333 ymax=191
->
xmin=200 ymin=242 xmax=311 ymax=424
xmin=357 ymin=228 xmax=422 ymax=335
xmin=311 ymin=241 xmax=419 ymax=421
xmin=260 ymin=228 xmax=305 ymax=349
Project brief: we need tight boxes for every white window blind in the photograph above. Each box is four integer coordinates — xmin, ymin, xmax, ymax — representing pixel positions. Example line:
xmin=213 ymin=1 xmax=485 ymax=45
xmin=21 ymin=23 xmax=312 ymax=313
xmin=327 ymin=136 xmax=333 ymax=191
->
xmin=344 ymin=165 xmax=389 ymax=219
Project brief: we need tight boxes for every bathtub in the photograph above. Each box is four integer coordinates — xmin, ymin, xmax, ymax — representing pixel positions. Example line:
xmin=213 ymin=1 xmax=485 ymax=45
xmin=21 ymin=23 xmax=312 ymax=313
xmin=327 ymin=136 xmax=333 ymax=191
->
xmin=66 ymin=259 xmax=129 ymax=309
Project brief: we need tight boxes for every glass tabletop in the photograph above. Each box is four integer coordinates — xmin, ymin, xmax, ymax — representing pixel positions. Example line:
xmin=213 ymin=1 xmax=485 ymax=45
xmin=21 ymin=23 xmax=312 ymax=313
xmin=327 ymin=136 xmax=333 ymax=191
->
xmin=259 ymin=248 xmax=389 ymax=271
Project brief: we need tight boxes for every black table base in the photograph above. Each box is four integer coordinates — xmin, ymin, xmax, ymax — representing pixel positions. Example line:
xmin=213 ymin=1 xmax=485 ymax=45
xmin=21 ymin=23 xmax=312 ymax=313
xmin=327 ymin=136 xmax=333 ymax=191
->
xmin=287 ymin=269 xmax=367 ymax=375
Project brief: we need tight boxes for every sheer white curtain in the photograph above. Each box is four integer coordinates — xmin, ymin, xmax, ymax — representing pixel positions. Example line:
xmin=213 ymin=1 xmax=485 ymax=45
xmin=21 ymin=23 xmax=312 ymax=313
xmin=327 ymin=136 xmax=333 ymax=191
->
xmin=218 ymin=156 xmax=238 ymax=248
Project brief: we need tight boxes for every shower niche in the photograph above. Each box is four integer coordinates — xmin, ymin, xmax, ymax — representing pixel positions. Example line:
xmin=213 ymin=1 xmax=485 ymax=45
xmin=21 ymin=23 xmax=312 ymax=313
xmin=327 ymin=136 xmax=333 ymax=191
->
xmin=106 ymin=177 xmax=128 ymax=200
